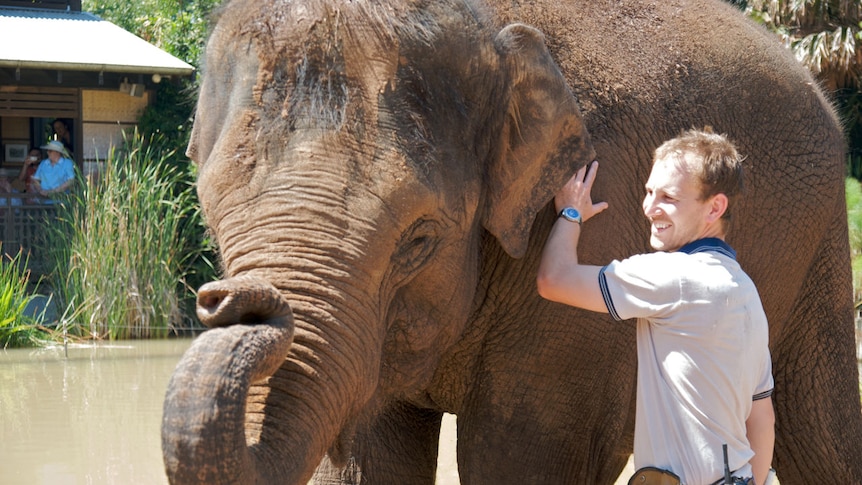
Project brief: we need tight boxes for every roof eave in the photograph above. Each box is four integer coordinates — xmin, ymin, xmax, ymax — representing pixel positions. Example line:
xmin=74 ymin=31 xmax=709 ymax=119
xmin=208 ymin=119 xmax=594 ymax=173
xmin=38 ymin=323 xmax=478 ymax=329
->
xmin=0 ymin=59 xmax=195 ymax=77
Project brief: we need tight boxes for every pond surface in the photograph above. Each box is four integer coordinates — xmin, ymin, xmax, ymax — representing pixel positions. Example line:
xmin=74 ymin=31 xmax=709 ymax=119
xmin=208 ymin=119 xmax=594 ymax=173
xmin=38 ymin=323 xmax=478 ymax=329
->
xmin=0 ymin=337 xmax=857 ymax=485
xmin=0 ymin=339 xmax=192 ymax=485
xmin=0 ymin=338 xmax=461 ymax=485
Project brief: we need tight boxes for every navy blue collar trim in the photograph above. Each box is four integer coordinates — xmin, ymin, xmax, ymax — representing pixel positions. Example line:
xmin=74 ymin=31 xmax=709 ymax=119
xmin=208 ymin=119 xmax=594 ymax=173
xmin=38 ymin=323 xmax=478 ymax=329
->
xmin=677 ymin=238 xmax=736 ymax=260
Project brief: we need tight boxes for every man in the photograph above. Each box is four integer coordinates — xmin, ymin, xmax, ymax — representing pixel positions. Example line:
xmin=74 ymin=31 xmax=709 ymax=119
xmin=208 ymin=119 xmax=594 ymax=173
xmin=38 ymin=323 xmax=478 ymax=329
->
xmin=537 ymin=128 xmax=775 ymax=485
xmin=32 ymin=140 xmax=75 ymax=201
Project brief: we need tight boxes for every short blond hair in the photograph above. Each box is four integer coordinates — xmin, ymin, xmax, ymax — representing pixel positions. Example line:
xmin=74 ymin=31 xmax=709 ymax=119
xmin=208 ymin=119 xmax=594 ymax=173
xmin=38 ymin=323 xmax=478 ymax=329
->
xmin=654 ymin=127 xmax=744 ymax=225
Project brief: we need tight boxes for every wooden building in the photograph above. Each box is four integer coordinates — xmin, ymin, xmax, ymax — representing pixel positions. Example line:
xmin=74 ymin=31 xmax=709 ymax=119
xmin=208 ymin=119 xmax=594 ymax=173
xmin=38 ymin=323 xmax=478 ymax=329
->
xmin=0 ymin=0 xmax=194 ymax=166
xmin=0 ymin=0 xmax=194 ymax=261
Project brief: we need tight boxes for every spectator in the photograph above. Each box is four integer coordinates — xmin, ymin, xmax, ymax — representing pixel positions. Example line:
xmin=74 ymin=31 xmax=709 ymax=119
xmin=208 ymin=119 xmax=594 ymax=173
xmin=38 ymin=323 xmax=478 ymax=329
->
xmin=10 ymin=147 xmax=41 ymax=193
xmin=32 ymin=140 xmax=75 ymax=202
xmin=0 ymin=177 xmax=22 ymax=210
xmin=52 ymin=119 xmax=74 ymax=156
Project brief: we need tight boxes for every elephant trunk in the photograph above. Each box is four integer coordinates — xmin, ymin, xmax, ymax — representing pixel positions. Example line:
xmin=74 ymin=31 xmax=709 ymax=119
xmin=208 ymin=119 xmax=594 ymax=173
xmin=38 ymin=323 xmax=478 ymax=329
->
xmin=162 ymin=276 xmax=296 ymax=484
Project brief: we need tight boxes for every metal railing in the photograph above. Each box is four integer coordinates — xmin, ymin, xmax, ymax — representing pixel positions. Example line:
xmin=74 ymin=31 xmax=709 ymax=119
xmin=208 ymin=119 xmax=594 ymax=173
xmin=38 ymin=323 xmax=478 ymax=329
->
xmin=0 ymin=191 xmax=57 ymax=274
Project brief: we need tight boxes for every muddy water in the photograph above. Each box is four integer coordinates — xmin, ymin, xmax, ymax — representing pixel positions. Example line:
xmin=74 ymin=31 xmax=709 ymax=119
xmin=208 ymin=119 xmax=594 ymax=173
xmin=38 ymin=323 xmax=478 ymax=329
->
xmin=0 ymin=339 xmax=193 ymax=485
xmin=0 ymin=338 xmax=462 ymax=485
xmin=0 ymin=335 xmax=649 ymax=485
xmin=0 ymin=337 xmax=854 ymax=484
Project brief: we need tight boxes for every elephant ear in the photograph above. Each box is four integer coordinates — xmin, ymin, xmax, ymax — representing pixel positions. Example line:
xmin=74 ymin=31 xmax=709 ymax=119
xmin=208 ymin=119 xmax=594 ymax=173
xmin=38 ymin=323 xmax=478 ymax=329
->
xmin=483 ymin=23 xmax=594 ymax=258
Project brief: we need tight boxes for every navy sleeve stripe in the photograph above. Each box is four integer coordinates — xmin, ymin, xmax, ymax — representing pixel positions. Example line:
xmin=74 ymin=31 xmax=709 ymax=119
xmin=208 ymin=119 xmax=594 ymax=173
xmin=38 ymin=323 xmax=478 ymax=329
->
xmin=599 ymin=265 xmax=622 ymax=321
xmin=753 ymin=389 xmax=773 ymax=401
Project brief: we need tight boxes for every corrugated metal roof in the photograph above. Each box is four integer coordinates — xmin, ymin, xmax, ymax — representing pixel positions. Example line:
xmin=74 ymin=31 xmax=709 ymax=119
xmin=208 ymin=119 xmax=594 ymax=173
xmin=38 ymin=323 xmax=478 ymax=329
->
xmin=0 ymin=7 xmax=194 ymax=76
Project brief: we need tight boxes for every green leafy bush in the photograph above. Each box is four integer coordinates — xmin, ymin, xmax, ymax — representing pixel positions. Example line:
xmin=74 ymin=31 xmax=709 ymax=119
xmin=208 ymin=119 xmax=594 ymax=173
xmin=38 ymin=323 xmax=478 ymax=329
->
xmin=83 ymin=0 xmax=221 ymax=150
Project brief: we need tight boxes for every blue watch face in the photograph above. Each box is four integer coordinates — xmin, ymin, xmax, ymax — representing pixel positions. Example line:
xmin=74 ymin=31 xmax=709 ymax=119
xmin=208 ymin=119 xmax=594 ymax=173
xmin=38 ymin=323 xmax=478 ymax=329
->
xmin=562 ymin=207 xmax=581 ymax=221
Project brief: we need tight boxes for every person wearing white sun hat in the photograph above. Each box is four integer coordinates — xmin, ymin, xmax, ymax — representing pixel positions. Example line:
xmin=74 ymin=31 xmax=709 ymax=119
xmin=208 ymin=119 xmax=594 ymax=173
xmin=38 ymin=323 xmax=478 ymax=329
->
xmin=537 ymin=128 xmax=775 ymax=485
xmin=32 ymin=140 xmax=76 ymax=202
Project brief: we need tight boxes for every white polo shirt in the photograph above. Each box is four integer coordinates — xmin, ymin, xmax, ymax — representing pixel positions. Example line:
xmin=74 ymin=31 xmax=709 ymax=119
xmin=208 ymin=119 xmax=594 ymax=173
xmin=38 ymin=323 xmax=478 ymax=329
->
xmin=599 ymin=238 xmax=773 ymax=485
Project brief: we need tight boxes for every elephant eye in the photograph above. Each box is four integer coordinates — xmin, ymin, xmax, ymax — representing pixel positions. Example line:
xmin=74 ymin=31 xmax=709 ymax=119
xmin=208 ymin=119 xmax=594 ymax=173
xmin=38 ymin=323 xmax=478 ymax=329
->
xmin=392 ymin=219 xmax=441 ymax=274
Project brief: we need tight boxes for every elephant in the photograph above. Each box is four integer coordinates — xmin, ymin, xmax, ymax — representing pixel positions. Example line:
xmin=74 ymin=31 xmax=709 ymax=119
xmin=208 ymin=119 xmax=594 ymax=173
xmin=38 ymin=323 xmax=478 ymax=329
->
xmin=162 ymin=0 xmax=862 ymax=483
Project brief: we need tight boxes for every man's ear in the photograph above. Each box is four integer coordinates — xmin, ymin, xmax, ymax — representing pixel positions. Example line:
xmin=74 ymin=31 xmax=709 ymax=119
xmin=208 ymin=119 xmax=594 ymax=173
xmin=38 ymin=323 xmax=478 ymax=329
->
xmin=706 ymin=193 xmax=729 ymax=223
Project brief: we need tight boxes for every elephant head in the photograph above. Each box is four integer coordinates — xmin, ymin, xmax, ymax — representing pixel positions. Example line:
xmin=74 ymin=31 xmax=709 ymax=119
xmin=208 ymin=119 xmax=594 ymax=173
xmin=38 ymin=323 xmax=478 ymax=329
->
xmin=162 ymin=0 xmax=593 ymax=483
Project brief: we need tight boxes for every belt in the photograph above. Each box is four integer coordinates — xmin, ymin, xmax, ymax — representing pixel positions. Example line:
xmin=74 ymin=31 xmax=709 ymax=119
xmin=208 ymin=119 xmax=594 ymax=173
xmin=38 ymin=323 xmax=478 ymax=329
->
xmin=628 ymin=467 xmax=680 ymax=485
xmin=708 ymin=476 xmax=753 ymax=485
xmin=628 ymin=467 xmax=752 ymax=485
xmin=629 ymin=467 xmax=752 ymax=485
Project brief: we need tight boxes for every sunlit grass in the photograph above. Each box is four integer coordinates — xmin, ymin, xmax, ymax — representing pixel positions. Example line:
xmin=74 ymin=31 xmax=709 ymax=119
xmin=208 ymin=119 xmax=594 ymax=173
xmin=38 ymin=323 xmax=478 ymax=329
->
xmin=846 ymin=178 xmax=862 ymax=404
xmin=43 ymin=132 xmax=207 ymax=340
xmin=0 ymin=247 xmax=49 ymax=348
xmin=847 ymin=178 xmax=862 ymax=299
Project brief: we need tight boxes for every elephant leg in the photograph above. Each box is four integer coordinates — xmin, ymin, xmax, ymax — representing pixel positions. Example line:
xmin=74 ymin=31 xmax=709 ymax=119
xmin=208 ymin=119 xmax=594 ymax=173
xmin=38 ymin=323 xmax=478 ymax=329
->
xmin=771 ymin=210 xmax=862 ymax=484
xmin=313 ymin=402 xmax=442 ymax=485
xmin=456 ymin=317 xmax=636 ymax=485
xmin=456 ymin=388 xmax=633 ymax=485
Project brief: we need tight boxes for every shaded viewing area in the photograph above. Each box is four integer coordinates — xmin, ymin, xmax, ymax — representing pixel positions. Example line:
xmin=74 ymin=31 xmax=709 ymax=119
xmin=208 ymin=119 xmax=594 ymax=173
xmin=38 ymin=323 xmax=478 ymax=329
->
xmin=1 ymin=0 xmax=195 ymax=279
xmin=0 ymin=194 xmax=54 ymax=272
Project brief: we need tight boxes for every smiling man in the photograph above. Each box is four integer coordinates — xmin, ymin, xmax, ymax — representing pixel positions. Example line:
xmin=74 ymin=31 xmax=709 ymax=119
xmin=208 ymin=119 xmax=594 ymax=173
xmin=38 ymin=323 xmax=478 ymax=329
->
xmin=536 ymin=128 xmax=775 ymax=485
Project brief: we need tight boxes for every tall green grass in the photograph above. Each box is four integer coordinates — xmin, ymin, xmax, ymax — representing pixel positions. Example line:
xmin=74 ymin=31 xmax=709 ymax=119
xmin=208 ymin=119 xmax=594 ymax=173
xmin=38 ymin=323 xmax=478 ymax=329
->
xmin=0 ymin=248 xmax=47 ymax=348
xmin=847 ymin=178 xmax=862 ymax=304
xmin=847 ymin=178 xmax=862 ymax=406
xmin=43 ymin=133 xmax=208 ymax=339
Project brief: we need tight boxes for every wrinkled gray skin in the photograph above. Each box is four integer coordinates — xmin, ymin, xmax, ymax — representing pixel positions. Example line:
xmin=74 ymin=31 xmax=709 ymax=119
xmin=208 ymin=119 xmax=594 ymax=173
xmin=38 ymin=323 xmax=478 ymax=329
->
xmin=162 ymin=0 xmax=862 ymax=483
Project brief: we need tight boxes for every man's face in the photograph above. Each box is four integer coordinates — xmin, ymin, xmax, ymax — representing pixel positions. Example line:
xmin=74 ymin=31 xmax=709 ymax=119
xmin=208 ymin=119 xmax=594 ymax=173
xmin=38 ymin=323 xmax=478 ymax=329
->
xmin=642 ymin=155 xmax=716 ymax=251
xmin=47 ymin=150 xmax=61 ymax=163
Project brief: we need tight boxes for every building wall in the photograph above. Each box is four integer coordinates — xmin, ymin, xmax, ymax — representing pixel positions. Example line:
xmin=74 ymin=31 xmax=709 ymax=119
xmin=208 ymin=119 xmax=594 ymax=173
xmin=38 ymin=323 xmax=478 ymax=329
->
xmin=81 ymin=89 xmax=149 ymax=161
xmin=0 ymin=116 xmax=29 ymax=164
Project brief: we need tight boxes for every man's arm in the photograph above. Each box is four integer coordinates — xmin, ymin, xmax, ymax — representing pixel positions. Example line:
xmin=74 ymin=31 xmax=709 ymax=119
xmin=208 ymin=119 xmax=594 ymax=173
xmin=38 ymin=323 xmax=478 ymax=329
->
xmin=52 ymin=177 xmax=74 ymax=194
xmin=536 ymin=218 xmax=607 ymax=312
xmin=17 ymin=159 xmax=34 ymax=181
xmin=536 ymin=161 xmax=609 ymax=313
xmin=31 ymin=164 xmax=44 ymax=194
xmin=746 ymin=396 xmax=775 ymax=485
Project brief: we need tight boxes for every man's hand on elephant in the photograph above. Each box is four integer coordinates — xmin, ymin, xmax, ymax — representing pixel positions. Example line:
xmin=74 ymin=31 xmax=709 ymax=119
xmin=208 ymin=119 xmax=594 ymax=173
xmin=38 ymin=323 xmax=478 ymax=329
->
xmin=554 ymin=161 xmax=609 ymax=223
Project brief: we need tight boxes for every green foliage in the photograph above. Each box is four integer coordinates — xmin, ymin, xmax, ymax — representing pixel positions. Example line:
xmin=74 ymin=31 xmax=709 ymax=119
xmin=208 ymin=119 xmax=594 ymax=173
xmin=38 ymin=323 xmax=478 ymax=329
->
xmin=43 ymin=132 xmax=214 ymax=339
xmin=137 ymin=81 xmax=197 ymax=155
xmin=82 ymin=0 xmax=222 ymax=151
xmin=838 ymin=89 xmax=862 ymax=179
xmin=0 ymin=249 xmax=47 ymax=348
xmin=847 ymin=178 xmax=862 ymax=302
xmin=76 ymin=2 xmax=222 ymax=329
xmin=83 ymin=0 xmax=220 ymax=67
xmin=731 ymin=1 xmax=862 ymax=178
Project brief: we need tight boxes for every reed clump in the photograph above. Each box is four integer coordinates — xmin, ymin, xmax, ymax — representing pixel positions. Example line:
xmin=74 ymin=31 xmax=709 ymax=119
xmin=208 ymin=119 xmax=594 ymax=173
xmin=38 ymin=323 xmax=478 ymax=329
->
xmin=0 ymin=247 xmax=48 ymax=347
xmin=44 ymin=132 xmax=208 ymax=339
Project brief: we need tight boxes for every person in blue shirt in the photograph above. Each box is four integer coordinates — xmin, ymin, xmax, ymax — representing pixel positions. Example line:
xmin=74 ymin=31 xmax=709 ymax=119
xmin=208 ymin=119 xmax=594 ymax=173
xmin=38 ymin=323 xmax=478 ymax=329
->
xmin=32 ymin=140 xmax=75 ymax=200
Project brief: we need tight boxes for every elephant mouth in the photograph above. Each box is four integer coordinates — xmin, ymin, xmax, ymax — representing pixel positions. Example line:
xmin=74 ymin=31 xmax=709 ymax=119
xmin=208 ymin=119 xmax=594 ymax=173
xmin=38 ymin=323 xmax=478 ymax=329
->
xmin=327 ymin=425 xmax=358 ymax=466
xmin=196 ymin=275 xmax=294 ymax=328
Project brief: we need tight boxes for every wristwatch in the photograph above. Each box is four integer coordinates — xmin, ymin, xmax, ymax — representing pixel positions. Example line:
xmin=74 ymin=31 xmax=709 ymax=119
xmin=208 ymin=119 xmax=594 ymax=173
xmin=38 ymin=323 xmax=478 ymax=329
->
xmin=558 ymin=207 xmax=582 ymax=224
